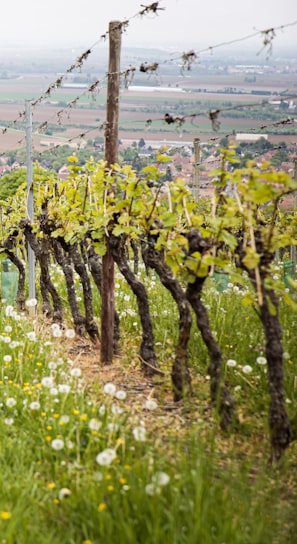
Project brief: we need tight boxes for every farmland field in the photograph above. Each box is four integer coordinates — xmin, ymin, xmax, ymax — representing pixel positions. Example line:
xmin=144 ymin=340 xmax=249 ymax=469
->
xmin=0 ymin=66 xmax=297 ymax=153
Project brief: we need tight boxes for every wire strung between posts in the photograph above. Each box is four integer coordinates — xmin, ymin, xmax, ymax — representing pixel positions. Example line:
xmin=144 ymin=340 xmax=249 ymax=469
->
xmin=35 ymin=124 xmax=106 ymax=160
xmin=142 ymin=91 xmax=297 ymax=133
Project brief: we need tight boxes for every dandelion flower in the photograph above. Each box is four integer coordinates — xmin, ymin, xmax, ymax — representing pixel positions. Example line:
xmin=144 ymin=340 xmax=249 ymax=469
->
xmin=152 ymin=471 xmax=170 ymax=486
xmin=58 ymin=384 xmax=71 ymax=394
xmin=145 ymin=483 xmax=161 ymax=496
xmin=89 ymin=419 xmax=101 ymax=431
xmin=98 ymin=404 xmax=106 ymax=415
xmin=98 ymin=502 xmax=107 ymax=512
xmin=51 ymin=439 xmax=64 ymax=451
xmin=29 ymin=401 xmax=41 ymax=410
xmin=115 ymin=390 xmax=127 ymax=400
xmin=26 ymin=331 xmax=36 ymax=341
xmin=256 ymin=356 xmax=267 ymax=365
xmin=65 ymin=329 xmax=75 ymax=339
xmin=5 ymin=398 xmax=16 ymax=408
xmin=111 ymin=403 xmax=123 ymax=415
xmin=96 ymin=449 xmax=116 ymax=466
xmin=103 ymin=383 xmax=116 ymax=396
xmin=226 ymin=359 xmax=237 ymax=368
xmin=144 ymin=399 xmax=158 ymax=411
xmin=4 ymin=418 xmax=14 ymax=426
xmin=5 ymin=306 xmax=14 ymax=317
xmin=58 ymin=488 xmax=71 ymax=500
xmin=59 ymin=415 xmax=70 ymax=424
xmin=50 ymin=387 xmax=59 ymax=396
xmin=42 ymin=377 xmax=54 ymax=388
xmin=0 ymin=511 xmax=11 ymax=520
xmin=242 ymin=365 xmax=252 ymax=374
xmin=132 ymin=426 xmax=146 ymax=442
xmin=3 ymin=355 xmax=12 ymax=363
xmin=25 ymin=298 xmax=38 ymax=307
xmin=70 ymin=367 xmax=82 ymax=378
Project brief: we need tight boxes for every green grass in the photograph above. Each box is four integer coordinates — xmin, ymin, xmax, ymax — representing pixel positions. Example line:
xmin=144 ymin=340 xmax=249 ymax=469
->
xmin=0 ymin=262 xmax=296 ymax=543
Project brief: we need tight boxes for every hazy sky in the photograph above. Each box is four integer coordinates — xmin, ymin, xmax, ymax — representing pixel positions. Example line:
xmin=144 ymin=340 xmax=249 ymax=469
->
xmin=1 ymin=0 xmax=296 ymax=52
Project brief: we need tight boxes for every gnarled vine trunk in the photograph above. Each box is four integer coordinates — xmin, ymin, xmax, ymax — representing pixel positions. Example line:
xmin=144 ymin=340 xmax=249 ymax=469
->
xmin=109 ymin=235 xmax=159 ymax=376
xmin=260 ymin=287 xmax=291 ymax=461
xmin=186 ymin=229 xmax=236 ymax=430
xmin=142 ymin=242 xmax=192 ymax=401
xmin=20 ymin=219 xmax=63 ymax=322
xmin=51 ymin=238 xmax=87 ymax=337
xmin=4 ymin=235 xmax=26 ymax=310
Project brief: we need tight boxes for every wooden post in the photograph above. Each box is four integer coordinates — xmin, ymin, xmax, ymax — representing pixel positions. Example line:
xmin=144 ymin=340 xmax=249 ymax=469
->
xmin=101 ymin=21 xmax=122 ymax=364
xmin=193 ymin=137 xmax=200 ymax=200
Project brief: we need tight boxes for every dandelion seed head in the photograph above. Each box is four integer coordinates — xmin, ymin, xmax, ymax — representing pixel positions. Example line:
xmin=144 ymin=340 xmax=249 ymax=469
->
xmin=256 ymin=356 xmax=267 ymax=365
xmin=89 ymin=418 xmax=101 ymax=431
xmin=144 ymin=399 xmax=158 ymax=411
xmin=58 ymin=488 xmax=71 ymax=500
xmin=152 ymin=471 xmax=170 ymax=486
xmin=226 ymin=359 xmax=237 ymax=368
xmin=115 ymin=390 xmax=127 ymax=400
xmin=132 ymin=426 xmax=146 ymax=442
xmin=96 ymin=448 xmax=116 ymax=466
xmin=29 ymin=401 xmax=41 ymax=410
xmin=51 ymin=438 xmax=64 ymax=451
xmin=70 ymin=367 xmax=82 ymax=378
xmin=103 ymin=383 xmax=116 ymax=396
xmin=5 ymin=397 xmax=16 ymax=408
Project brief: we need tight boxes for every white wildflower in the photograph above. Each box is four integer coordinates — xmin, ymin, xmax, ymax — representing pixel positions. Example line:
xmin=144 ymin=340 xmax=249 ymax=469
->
xmin=70 ymin=368 xmax=82 ymax=378
xmin=29 ymin=401 xmax=40 ymax=410
xmin=41 ymin=377 xmax=54 ymax=388
xmin=5 ymin=306 xmax=14 ymax=317
xmin=89 ymin=418 xmax=101 ymax=431
xmin=3 ymin=355 xmax=12 ymax=363
xmin=52 ymin=328 xmax=62 ymax=338
xmin=57 ymin=384 xmax=71 ymax=394
xmin=96 ymin=448 xmax=116 ymax=466
xmin=26 ymin=331 xmax=36 ymax=342
xmin=152 ymin=471 xmax=170 ymax=487
xmin=58 ymin=488 xmax=71 ymax=500
xmin=145 ymin=483 xmax=161 ymax=496
xmin=144 ymin=399 xmax=158 ymax=411
xmin=59 ymin=415 xmax=70 ymax=424
xmin=4 ymin=417 xmax=14 ymax=425
xmin=115 ymin=390 xmax=127 ymax=400
xmin=5 ymin=397 xmax=16 ymax=408
xmin=132 ymin=426 xmax=146 ymax=442
xmin=103 ymin=383 xmax=116 ymax=397
xmin=107 ymin=423 xmax=119 ymax=433
xmin=25 ymin=298 xmax=38 ymax=307
xmin=50 ymin=387 xmax=59 ymax=396
xmin=98 ymin=404 xmax=106 ymax=416
xmin=242 ymin=365 xmax=252 ymax=374
xmin=65 ymin=329 xmax=75 ymax=339
xmin=51 ymin=439 xmax=64 ymax=451
xmin=256 ymin=356 xmax=267 ymax=365
xmin=226 ymin=359 xmax=237 ymax=368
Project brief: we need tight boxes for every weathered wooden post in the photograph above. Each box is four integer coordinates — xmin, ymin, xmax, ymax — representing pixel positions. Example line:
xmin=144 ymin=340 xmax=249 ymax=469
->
xmin=101 ymin=21 xmax=122 ymax=364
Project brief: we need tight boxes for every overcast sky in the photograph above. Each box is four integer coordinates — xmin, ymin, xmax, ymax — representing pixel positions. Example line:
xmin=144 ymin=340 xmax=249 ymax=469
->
xmin=0 ymin=0 xmax=296 ymax=52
